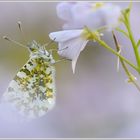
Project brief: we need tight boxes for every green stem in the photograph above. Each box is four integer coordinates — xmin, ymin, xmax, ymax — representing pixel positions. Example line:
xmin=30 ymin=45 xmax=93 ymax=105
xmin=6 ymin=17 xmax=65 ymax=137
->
xmin=124 ymin=15 xmax=140 ymax=73
xmin=116 ymin=27 xmax=129 ymax=38
xmin=96 ymin=38 xmax=139 ymax=72
xmin=84 ymin=27 xmax=139 ymax=72
xmin=113 ymin=31 xmax=140 ymax=92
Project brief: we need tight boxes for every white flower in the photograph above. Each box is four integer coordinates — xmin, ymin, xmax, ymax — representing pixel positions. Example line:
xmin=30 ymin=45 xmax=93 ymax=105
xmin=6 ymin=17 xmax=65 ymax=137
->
xmin=56 ymin=2 xmax=121 ymax=30
xmin=49 ymin=2 xmax=121 ymax=73
xmin=49 ymin=29 xmax=102 ymax=73
xmin=49 ymin=29 xmax=89 ymax=73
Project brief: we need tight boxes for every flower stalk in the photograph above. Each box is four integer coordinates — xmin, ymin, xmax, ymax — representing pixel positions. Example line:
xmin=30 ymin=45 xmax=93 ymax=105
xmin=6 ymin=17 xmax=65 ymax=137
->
xmin=121 ymin=7 xmax=140 ymax=73
xmin=85 ymin=27 xmax=139 ymax=72
xmin=112 ymin=31 xmax=140 ymax=92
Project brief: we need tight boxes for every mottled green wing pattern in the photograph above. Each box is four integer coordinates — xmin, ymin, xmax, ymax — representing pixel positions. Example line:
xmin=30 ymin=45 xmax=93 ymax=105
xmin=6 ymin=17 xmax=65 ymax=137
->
xmin=3 ymin=57 xmax=56 ymax=118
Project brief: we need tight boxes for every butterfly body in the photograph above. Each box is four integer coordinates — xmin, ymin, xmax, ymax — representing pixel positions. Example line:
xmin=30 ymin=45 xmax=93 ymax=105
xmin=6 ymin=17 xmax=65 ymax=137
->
xmin=2 ymin=40 xmax=56 ymax=118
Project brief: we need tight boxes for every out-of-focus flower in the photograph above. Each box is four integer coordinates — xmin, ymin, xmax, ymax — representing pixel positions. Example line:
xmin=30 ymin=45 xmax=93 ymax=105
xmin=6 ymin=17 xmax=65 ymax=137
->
xmin=50 ymin=2 xmax=121 ymax=73
xmin=49 ymin=28 xmax=102 ymax=73
xmin=56 ymin=2 xmax=121 ymax=31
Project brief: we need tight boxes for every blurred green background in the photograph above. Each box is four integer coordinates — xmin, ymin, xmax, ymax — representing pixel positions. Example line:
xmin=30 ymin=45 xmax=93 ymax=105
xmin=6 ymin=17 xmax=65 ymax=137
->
xmin=1 ymin=2 xmax=140 ymax=138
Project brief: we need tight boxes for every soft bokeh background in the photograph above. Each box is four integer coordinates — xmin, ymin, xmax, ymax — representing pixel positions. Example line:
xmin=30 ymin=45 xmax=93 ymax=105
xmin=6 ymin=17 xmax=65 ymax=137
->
xmin=0 ymin=2 xmax=140 ymax=138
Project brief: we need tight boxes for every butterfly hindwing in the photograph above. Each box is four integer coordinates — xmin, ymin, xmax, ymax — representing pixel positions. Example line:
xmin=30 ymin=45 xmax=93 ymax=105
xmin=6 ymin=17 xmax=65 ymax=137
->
xmin=3 ymin=57 xmax=56 ymax=118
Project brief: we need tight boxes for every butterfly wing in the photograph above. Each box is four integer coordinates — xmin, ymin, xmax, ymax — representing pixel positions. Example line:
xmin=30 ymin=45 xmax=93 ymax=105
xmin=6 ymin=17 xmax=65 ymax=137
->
xmin=2 ymin=57 xmax=56 ymax=119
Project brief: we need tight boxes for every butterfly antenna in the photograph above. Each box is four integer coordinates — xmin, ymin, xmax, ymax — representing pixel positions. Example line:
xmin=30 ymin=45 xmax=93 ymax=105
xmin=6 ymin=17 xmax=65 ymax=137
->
xmin=17 ymin=21 xmax=23 ymax=33
xmin=3 ymin=36 xmax=27 ymax=48
xmin=58 ymin=46 xmax=68 ymax=52
xmin=17 ymin=21 xmax=27 ymax=43
xmin=54 ymin=57 xmax=71 ymax=64
xmin=43 ymin=38 xmax=56 ymax=48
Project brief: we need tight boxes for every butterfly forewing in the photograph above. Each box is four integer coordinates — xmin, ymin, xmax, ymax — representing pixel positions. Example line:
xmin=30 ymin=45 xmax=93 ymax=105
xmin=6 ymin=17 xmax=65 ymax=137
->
xmin=3 ymin=44 xmax=56 ymax=119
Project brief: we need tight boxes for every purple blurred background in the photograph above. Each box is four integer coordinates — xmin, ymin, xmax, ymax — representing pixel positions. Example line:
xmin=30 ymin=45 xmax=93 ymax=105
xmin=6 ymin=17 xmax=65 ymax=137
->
xmin=0 ymin=2 xmax=140 ymax=138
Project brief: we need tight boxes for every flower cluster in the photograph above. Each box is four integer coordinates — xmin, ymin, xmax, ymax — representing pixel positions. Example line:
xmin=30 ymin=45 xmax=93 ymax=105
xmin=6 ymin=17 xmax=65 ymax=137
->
xmin=56 ymin=2 xmax=121 ymax=30
xmin=49 ymin=2 xmax=121 ymax=73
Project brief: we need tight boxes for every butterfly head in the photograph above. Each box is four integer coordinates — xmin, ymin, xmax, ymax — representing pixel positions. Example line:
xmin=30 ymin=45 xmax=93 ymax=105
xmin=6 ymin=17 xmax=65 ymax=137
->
xmin=27 ymin=40 xmax=54 ymax=63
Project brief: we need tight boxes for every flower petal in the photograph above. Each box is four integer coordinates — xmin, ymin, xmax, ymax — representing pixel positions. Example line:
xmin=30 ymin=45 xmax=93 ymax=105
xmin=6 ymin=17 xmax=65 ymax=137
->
xmin=58 ymin=37 xmax=88 ymax=73
xmin=49 ymin=30 xmax=83 ymax=42
xmin=56 ymin=2 xmax=73 ymax=21
xmin=71 ymin=2 xmax=91 ymax=19
xmin=101 ymin=3 xmax=121 ymax=30
xmin=56 ymin=2 xmax=121 ymax=31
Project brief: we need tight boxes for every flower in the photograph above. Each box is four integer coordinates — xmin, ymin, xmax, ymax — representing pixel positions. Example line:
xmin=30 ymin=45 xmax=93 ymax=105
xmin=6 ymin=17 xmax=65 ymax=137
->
xmin=49 ymin=28 xmax=102 ymax=73
xmin=49 ymin=2 xmax=121 ymax=73
xmin=49 ymin=29 xmax=88 ymax=73
xmin=56 ymin=2 xmax=121 ymax=31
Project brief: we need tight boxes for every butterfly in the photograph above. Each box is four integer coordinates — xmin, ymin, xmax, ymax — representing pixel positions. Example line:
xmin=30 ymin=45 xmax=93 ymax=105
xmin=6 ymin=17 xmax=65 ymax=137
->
xmin=2 ymin=40 xmax=56 ymax=119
